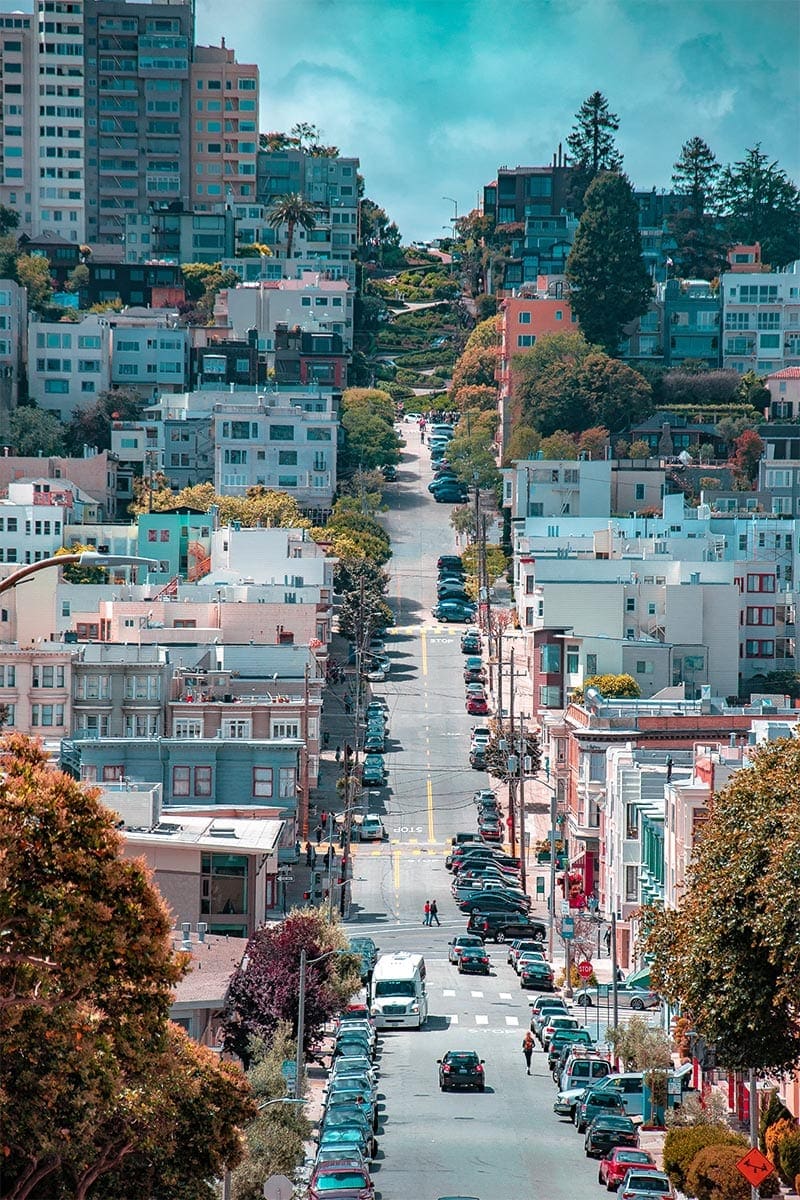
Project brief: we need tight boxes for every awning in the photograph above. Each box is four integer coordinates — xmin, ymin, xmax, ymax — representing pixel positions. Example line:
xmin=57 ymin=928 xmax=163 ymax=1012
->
xmin=625 ymin=964 xmax=651 ymax=989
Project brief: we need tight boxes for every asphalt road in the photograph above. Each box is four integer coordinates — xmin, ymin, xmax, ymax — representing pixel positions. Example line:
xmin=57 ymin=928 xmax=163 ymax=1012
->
xmin=342 ymin=428 xmax=615 ymax=1200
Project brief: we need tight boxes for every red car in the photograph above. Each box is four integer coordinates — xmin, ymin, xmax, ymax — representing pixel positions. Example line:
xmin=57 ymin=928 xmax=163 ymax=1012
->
xmin=598 ymin=1147 xmax=658 ymax=1191
xmin=466 ymin=697 xmax=489 ymax=715
xmin=309 ymin=1159 xmax=375 ymax=1200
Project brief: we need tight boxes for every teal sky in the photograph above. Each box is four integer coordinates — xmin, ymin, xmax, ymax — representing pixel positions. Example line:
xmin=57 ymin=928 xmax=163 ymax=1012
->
xmin=195 ymin=0 xmax=800 ymax=240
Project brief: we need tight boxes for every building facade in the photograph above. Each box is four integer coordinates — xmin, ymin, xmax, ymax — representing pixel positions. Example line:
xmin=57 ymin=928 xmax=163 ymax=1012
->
xmin=0 ymin=279 xmax=27 ymax=415
xmin=27 ymin=312 xmax=111 ymax=419
xmin=722 ymin=263 xmax=800 ymax=374
xmin=190 ymin=41 xmax=258 ymax=208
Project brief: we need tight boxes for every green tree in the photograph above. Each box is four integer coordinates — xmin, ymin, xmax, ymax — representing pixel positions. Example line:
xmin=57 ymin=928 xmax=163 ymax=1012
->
xmin=56 ymin=542 xmax=108 ymax=584
xmin=566 ymin=172 xmax=653 ymax=354
xmin=515 ymin=347 xmax=652 ymax=437
xmin=267 ymin=192 xmax=318 ymax=261
xmin=0 ymin=203 xmax=20 ymax=236
xmin=0 ymin=735 xmax=254 ymax=1199
xmin=358 ymin=198 xmax=402 ymax=266
xmin=686 ymin=1143 xmax=779 ymax=1200
xmin=578 ymin=426 xmax=610 ymax=459
xmin=574 ymin=673 xmax=641 ymax=700
xmin=672 ymin=136 xmax=721 ymax=223
xmin=503 ymin=425 xmax=541 ymax=464
xmin=450 ymin=345 xmax=500 ymax=403
xmin=180 ymin=262 xmax=239 ymax=323
xmin=64 ymin=386 xmax=143 ymax=455
xmin=449 ymin=503 xmax=476 ymax=540
xmin=539 ymin=430 xmax=578 ymax=459
xmin=566 ymin=91 xmax=623 ymax=213
xmin=15 ymin=254 xmax=53 ymax=311
xmin=718 ymin=144 xmax=800 ymax=268
xmin=464 ymin=316 xmax=500 ymax=351
xmin=341 ymin=407 xmax=401 ymax=473
xmin=642 ymin=735 xmax=800 ymax=1074
xmin=9 ymin=407 xmax=65 ymax=457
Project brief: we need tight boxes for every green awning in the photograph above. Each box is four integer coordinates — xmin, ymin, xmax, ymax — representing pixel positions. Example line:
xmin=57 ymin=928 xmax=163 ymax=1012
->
xmin=624 ymin=965 xmax=651 ymax=989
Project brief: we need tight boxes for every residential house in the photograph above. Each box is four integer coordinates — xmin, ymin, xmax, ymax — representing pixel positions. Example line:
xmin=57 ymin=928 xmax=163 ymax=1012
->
xmin=0 ymin=451 xmax=119 ymax=517
xmin=0 ymin=642 xmax=76 ymax=740
xmin=125 ymin=205 xmax=236 ymax=266
xmin=108 ymin=308 xmax=190 ymax=397
xmin=27 ymin=313 xmax=111 ymax=420
xmin=0 ymin=480 xmax=75 ymax=566
xmin=722 ymin=262 xmax=800 ymax=374
xmin=70 ymin=643 xmax=172 ymax=740
xmin=503 ymin=458 xmax=612 ymax=520
xmin=168 ymin=928 xmax=250 ymax=1043
xmin=217 ymin=272 xmax=354 ymax=354
xmin=765 ymin=367 xmax=800 ymax=420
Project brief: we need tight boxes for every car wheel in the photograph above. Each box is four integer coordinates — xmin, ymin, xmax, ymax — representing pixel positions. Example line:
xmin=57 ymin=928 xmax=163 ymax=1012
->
xmin=607 ymin=1180 xmax=616 ymax=1191
xmin=630 ymin=997 xmax=644 ymax=1011
xmin=495 ymin=931 xmax=507 ymax=943
xmin=598 ymin=1172 xmax=604 ymax=1184
xmin=576 ymin=993 xmax=591 ymax=1006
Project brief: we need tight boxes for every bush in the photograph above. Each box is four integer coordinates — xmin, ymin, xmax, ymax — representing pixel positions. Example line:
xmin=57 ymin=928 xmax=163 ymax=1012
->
xmin=663 ymin=1126 xmax=746 ymax=1194
xmin=760 ymin=1091 xmax=795 ymax=1151
xmin=555 ymin=964 xmax=597 ymax=989
xmin=775 ymin=1129 xmax=800 ymax=1186
xmin=686 ymin=1142 xmax=780 ymax=1200
xmin=765 ymin=1117 xmax=798 ymax=1176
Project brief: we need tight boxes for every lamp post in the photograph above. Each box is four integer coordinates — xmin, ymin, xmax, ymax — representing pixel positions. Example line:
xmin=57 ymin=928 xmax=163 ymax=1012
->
xmin=0 ymin=551 xmax=160 ymax=597
xmin=295 ymin=947 xmax=344 ymax=1099
xmin=442 ymin=195 xmax=458 ymax=233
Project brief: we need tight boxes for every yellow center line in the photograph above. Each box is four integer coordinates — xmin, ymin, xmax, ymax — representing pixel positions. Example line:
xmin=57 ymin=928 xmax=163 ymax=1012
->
xmin=427 ymin=777 xmax=435 ymax=842
xmin=392 ymin=849 xmax=401 ymax=891
xmin=421 ymin=628 xmax=428 ymax=676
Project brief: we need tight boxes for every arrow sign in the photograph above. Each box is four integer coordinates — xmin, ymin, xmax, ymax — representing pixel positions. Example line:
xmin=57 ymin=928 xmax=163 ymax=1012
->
xmin=736 ymin=1147 xmax=774 ymax=1189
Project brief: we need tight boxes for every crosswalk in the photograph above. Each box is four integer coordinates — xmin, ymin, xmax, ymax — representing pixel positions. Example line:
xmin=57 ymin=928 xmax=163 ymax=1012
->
xmin=431 ymin=979 xmax=531 ymax=1031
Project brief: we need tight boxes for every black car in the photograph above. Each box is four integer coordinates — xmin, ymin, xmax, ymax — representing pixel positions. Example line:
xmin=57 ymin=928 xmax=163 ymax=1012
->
xmin=457 ymin=946 xmax=491 ymax=975
xmin=437 ymin=1050 xmax=485 ymax=1092
xmin=438 ymin=556 xmax=463 ymax=570
xmin=519 ymin=960 xmax=555 ymax=991
xmin=459 ymin=893 xmax=528 ymax=916
xmin=467 ymin=912 xmax=547 ymax=943
xmin=469 ymin=749 xmax=487 ymax=770
xmin=456 ymin=849 xmax=521 ymax=871
xmin=584 ymin=1115 xmax=639 ymax=1158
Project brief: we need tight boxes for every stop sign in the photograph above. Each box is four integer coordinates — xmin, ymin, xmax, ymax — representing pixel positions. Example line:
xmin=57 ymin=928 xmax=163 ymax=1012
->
xmin=577 ymin=960 xmax=593 ymax=979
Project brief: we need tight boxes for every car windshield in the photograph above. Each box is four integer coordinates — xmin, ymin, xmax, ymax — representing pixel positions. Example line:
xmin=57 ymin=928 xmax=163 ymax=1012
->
xmin=315 ymin=1172 xmax=369 ymax=1190
xmin=626 ymin=1178 xmax=670 ymax=1192
xmin=447 ymin=1053 xmax=479 ymax=1066
xmin=597 ymin=1117 xmax=633 ymax=1129
xmin=374 ymin=980 xmax=416 ymax=997
xmin=616 ymin=1152 xmax=653 ymax=1164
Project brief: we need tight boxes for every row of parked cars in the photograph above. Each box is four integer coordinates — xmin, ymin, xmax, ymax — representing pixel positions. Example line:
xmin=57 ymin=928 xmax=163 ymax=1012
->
xmin=432 ymin=554 xmax=477 ymax=624
xmin=307 ymin=942 xmax=381 ymax=1200
xmin=426 ymin=425 xmax=469 ymax=504
xmin=446 ymin=834 xmax=548 ymax=945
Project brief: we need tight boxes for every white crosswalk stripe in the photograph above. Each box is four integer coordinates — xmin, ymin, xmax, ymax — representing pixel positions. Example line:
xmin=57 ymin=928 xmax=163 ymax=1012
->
xmin=475 ymin=1015 xmax=489 ymax=1025
xmin=446 ymin=1014 xmax=459 ymax=1025
xmin=505 ymin=1016 xmax=520 ymax=1027
xmin=443 ymin=989 xmax=455 ymax=997
xmin=470 ymin=990 xmax=484 ymax=999
xmin=499 ymin=992 xmax=512 ymax=999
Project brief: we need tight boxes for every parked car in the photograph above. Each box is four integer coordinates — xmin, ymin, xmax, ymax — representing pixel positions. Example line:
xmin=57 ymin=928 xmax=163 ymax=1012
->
xmin=598 ymin=1148 xmax=658 ymax=1191
xmin=316 ymin=1124 xmax=376 ymax=1164
xmin=467 ymin=912 xmax=546 ymax=943
xmin=585 ymin=1115 xmax=639 ymax=1158
xmin=508 ymin=940 xmax=546 ymax=969
xmin=457 ymin=946 xmax=491 ymax=975
xmin=355 ymin=814 xmax=386 ymax=842
xmin=547 ymin=1028 xmax=595 ymax=1068
xmin=575 ymin=984 xmax=661 ymax=1011
xmin=437 ymin=1050 xmax=485 ymax=1092
xmin=458 ymin=892 xmax=528 ymax=916
xmin=575 ymin=1088 xmax=627 ymax=1133
xmin=361 ymin=755 xmax=386 ymax=787
xmin=380 ymin=463 xmax=397 ymax=482
xmin=461 ymin=633 xmax=481 ymax=654
xmin=348 ymin=937 xmax=378 ymax=981
xmin=437 ymin=555 xmax=463 ymax=570
xmin=466 ymin=696 xmax=489 ymax=715
xmin=617 ymin=1170 xmax=675 ymax=1200
xmin=448 ymin=934 xmax=485 ymax=964
xmin=520 ymin=959 xmax=555 ymax=990
xmin=433 ymin=600 xmax=476 ymax=623
xmin=540 ymin=1014 xmax=581 ymax=1049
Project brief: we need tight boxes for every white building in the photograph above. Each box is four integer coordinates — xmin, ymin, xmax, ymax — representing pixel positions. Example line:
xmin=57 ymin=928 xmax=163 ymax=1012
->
xmin=108 ymin=309 xmax=190 ymax=397
xmin=27 ymin=313 xmax=111 ymax=420
xmin=722 ymin=262 xmax=800 ymax=375
xmin=217 ymin=272 xmax=354 ymax=351
xmin=0 ymin=479 xmax=74 ymax=565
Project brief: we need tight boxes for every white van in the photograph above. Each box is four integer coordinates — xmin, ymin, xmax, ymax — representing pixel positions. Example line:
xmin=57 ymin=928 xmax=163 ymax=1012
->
xmin=370 ymin=952 xmax=428 ymax=1029
xmin=560 ymin=1054 xmax=612 ymax=1092
xmin=595 ymin=1065 xmax=693 ymax=1117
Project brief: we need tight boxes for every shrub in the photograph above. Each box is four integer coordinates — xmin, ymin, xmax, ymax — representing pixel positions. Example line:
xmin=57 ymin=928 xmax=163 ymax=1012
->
xmin=554 ymin=964 xmax=597 ymax=989
xmin=765 ymin=1117 xmax=798 ymax=1174
xmin=629 ymin=439 xmax=651 ymax=459
xmin=686 ymin=1142 xmax=780 ymax=1200
xmin=760 ymin=1091 xmax=795 ymax=1151
xmin=775 ymin=1129 xmax=800 ymax=1186
xmin=663 ymin=1125 xmax=746 ymax=1194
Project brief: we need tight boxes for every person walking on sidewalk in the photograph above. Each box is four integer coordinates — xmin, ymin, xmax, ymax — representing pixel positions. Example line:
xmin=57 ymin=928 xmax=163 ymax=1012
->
xmin=604 ymin=926 xmax=612 ymax=954
xmin=321 ymin=809 xmax=327 ymax=830
xmin=315 ymin=825 xmax=323 ymax=846
xmin=430 ymin=899 xmax=440 ymax=926
xmin=305 ymin=841 xmax=314 ymax=867
xmin=522 ymin=1030 xmax=534 ymax=1075
xmin=335 ymin=745 xmax=341 ymax=763
xmin=423 ymin=900 xmax=431 ymax=926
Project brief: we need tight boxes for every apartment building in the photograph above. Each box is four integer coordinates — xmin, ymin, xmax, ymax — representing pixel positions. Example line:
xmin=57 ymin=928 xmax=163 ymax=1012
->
xmin=0 ymin=279 xmax=27 ymax=412
xmin=256 ymin=147 xmax=360 ymax=282
xmin=108 ymin=308 xmax=190 ymax=395
xmin=0 ymin=11 xmax=35 ymax=228
xmin=124 ymin=204 xmax=236 ymax=265
xmin=218 ymin=272 xmax=354 ymax=353
xmin=0 ymin=479 xmax=74 ymax=565
xmin=0 ymin=641 xmax=76 ymax=737
xmin=27 ymin=312 xmax=111 ymax=418
xmin=722 ymin=262 xmax=800 ymax=374
xmin=110 ymin=412 xmax=213 ymax=492
xmin=36 ymin=0 xmax=86 ymax=242
xmin=70 ymin=642 xmax=172 ymax=739
xmin=502 ymin=456 xmax=666 ymax=521
xmin=765 ymin=367 xmax=800 ymax=420
xmin=190 ymin=42 xmax=258 ymax=208
xmin=0 ymin=449 xmax=118 ymax=514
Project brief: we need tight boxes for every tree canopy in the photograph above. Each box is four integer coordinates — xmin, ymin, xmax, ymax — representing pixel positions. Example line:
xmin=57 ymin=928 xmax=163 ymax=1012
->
xmin=0 ymin=734 xmax=254 ymax=1199
xmin=64 ymin=386 xmax=142 ymax=456
xmin=10 ymin=407 xmax=66 ymax=457
xmin=566 ymin=172 xmax=653 ymax=355
xmin=131 ymin=481 xmax=310 ymax=531
xmin=566 ymin=91 xmax=623 ymax=213
xmin=642 ymin=734 xmax=800 ymax=1073
xmin=267 ymin=193 xmax=318 ymax=260
xmin=718 ymin=144 xmax=800 ymax=269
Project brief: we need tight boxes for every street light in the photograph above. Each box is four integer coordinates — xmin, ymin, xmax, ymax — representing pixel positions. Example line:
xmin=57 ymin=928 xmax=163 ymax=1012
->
xmin=442 ymin=196 xmax=458 ymax=231
xmin=295 ymin=947 xmax=346 ymax=1099
xmin=0 ymin=552 xmax=160 ymax=597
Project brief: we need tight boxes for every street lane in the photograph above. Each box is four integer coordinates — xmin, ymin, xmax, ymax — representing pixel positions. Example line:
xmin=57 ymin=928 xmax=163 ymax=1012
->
xmin=344 ymin=430 xmax=609 ymax=1199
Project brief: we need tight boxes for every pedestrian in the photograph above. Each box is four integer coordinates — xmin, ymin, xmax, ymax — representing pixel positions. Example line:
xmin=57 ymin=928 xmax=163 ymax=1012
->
xmin=430 ymin=898 xmax=440 ymax=926
xmin=294 ymin=839 xmax=301 ymax=860
xmin=335 ymin=745 xmax=341 ymax=763
xmin=604 ymin=926 xmax=612 ymax=954
xmin=315 ymin=825 xmax=323 ymax=846
xmin=522 ymin=1030 xmax=534 ymax=1075
xmin=311 ymin=846 xmax=317 ymax=868
xmin=423 ymin=900 xmax=431 ymax=926
xmin=616 ymin=966 xmax=625 ymax=984
xmin=321 ymin=809 xmax=327 ymax=829
xmin=305 ymin=840 xmax=313 ymax=867
xmin=323 ymin=731 xmax=330 ymax=749
xmin=325 ymin=845 xmax=334 ymax=869
xmin=344 ymin=695 xmax=352 ymax=714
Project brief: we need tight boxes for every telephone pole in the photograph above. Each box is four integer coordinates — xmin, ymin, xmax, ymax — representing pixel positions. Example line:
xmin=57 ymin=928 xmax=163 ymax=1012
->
xmin=507 ymin=647 xmax=516 ymax=857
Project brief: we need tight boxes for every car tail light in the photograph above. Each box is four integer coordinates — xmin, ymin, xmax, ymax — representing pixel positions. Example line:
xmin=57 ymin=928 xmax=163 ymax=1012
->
xmin=475 ymin=1063 xmax=483 ymax=1072
xmin=442 ymin=1064 xmax=451 ymax=1073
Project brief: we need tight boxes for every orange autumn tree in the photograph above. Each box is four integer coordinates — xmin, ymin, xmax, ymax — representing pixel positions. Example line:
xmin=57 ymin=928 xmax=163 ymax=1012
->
xmin=0 ymin=734 xmax=255 ymax=1199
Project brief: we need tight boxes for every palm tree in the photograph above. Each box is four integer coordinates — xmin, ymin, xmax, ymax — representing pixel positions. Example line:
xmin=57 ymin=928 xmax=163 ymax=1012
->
xmin=267 ymin=192 xmax=317 ymax=261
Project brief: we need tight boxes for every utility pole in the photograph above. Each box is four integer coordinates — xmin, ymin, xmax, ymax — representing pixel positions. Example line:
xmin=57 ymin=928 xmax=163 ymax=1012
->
xmin=326 ymin=811 xmax=336 ymax=921
xmin=611 ymin=909 xmax=619 ymax=1032
xmin=518 ymin=708 xmax=527 ymax=894
xmin=507 ymin=647 xmax=516 ymax=858
xmin=301 ymin=661 xmax=310 ymax=840
xmin=548 ymin=788 xmax=558 ymax=959
xmin=481 ymin=512 xmax=493 ymax=693
xmin=341 ymin=575 xmax=365 ymax=918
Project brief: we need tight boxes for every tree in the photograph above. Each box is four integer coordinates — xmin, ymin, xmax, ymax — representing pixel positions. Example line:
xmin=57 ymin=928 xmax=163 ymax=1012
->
xmin=0 ymin=734 xmax=254 ymax=1199
xmin=731 ymin=428 xmax=764 ymax=485
xmin=56 ymin=543 xmax=108 ymax=584
xmin=64 ymin=386 xmax=142 ymax=455
xmin=606 ymin=1016 xmax=672 ymax=1123
xmin=464 ymin=316 xmax=500 ymax=351
xmin=9 ymin=408 xmax=65 ymax=457
xmin=628 ymin=439 xmax=651 ymax=459
xmin=515 ymin=347 xmax=652 ymax=437
xmin=503 ymin=425 xmax=541 ymax=464
xmin=672 ymin=137 xmax=721 ymax=223
xmin=577 ymin=426 xmax=609 ymax=459
xmin=341 ymin=407 xmax=401 ymax=473
xmin=453 ymin=385 xmax=498 ymax=413
xmin=718 ymin=144 xmax=800 ymax=269
xmin=450 ymin=344 xmax=500 ymax=402
xmin=358 ymin=198 xmax=402 ymax=266
xmin=179 ymin=262 xmax=239 ymax=323
xmin=669 ymin=137 xmax=726 ymax=279
xmin=267 ymin=193 xmax=318 ymax=261
xmin=663 ymin=1126 xmax=748 ymax=1195
xmin=449 ymin=504 xmax=476 ymax=540
xmin=566 ymin=172 xmax=653 ymax=354
xmin=642 ymin=735 xmax=800 ymax=1074
xmin=566 ymin=91 xmax=623 ymax=213
xmin=0 ymin=203 xmax=20 ymax=236
xmin=15 ymin=254 xmax=53 ymax=312
xmin=222 ymin=909 xmax=360 ymax=1066
xmin=686 ymin=1143 xmax=779 ymax=1200
xmin=539 ymin=430 xmax=578 ymax=459
xmin=574 ymin=673 xmax=641 ymax=700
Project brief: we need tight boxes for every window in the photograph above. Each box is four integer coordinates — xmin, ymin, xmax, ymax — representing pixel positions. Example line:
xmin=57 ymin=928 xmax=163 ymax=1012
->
xmin=747 ymin=574 xmax=776 ymax=593
xmin=636 ymin=660 xmax=654 ymax=674
xmin=253 ymin=766 xmax=272 ymax=797
xmin=222 ymin=718 xmax=251 ymax=739
xmin=626 ymin=598 xmax=635 ymax=612
xmin=278 ymin=449 xmax=297 ymax=466
xmin=174 ymin=718 xmax=202 ymax=739
xmin=539 ymin=643 xmax=561 ymax=673
xmin=76 ymin=674 xmax=108 ymax=700
xmin=625 ymin=865 xmax=639 ymax=902
xmin=172 ymin=765 xmax=191 ymax=796
xmin=201 ymin=852 xmax=248 ymax=917
xmin=278 ymin=766 xmax=296 ymax=799
xmin=78 ymin=714 xmax=108 ymax=738
xmin=517 ymin=334 xmax=535 ymax=347
xmin=269 ymin=424 xmax=294 ymax=441
xmin=194 ymin=766 xmax=212 ymax=797
xmin=586 ymin=654 xmax=597 ymax=675
xmin=306 ymin=426 xmax=331 ymax=441
xmin=271 ymin=719 xmax=300 ymax=739
xmin=565 ymin=646 xmax=579 ymax=675
xmin=518 ymin=311 xmax=531 ymax=325
xmin=635 ymin=483 xmax=646 ymax=501
xmin=539 ymin=685 xmax=562 ymax=707
xmin=746 ymin=607 xmax=775 ymax=625
xmin=0 ymin=665 xmax=16 ymax=688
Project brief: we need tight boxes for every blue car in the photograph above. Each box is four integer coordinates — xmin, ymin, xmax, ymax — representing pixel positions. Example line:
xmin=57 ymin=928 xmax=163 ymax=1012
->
xmin=433 ymin=600 xmax=476 ymax=623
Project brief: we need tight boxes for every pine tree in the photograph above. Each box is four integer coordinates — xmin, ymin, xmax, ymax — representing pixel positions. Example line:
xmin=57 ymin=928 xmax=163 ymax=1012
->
xmin=566 ymin=91 xmax=623 ymax=213
xmin=718 ymin=144 xmax=800 ymax=269
xmin=670 ymin=138 xmax=727 ymax=280
xmin=672 ymin=136 xmax=720 ymax=221
xmin=565 ymin=172 xmax=652 ymax=355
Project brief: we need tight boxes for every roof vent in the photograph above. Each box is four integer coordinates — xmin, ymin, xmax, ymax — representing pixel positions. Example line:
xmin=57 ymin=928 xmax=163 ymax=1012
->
xmin=209 ymin=825 xmax=237 ymax=838
xmin=180 ymin=922 xmax=192 ymax=951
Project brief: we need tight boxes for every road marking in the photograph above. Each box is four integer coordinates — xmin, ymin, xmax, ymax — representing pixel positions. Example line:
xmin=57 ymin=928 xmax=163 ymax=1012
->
xmin=446 ymin=1014 xmax=459 ymax=1025
xmin=421 ymin=629 xmax=428 ymax=676
xmin=499 ymin=992 xmax=513 ymax=1000
xmin=427 ymin=777 xmax=435 ymax=842
xmin=392 ymin=850 xmax=401 ymax=891
xmin=443 ymin=989 xmax=455 ymax=997
xmin=470 ymin=990 xmax=484 ymax=999
xmin=475 ymin=1015 xmax=489 ymax=1025
xmin=505 ymin=1016 xmax=520 ymax=1027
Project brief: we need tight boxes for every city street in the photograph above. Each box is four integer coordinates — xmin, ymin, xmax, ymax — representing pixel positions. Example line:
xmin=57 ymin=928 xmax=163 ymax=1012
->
xmin=342 ymin=427 xmax=614 ymax=1200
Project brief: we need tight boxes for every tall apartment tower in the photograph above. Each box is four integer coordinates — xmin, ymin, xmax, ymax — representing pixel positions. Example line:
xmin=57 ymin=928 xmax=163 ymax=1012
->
xmin=0 ymin=11 xmax=36 ymax=230
xmin=83 ymin=0 xmax=195 ymax=246
xmin=190 ymin=41 xmax=259 ymax=210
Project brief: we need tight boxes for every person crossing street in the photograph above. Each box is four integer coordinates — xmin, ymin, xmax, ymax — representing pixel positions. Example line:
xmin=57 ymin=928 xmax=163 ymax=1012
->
xmin=430 ymin=898 xmax=440 ymax=926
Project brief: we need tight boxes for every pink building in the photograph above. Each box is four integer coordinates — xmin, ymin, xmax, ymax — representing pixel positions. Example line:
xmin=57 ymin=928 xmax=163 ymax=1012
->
xmin=0 ymin=643 xmax=77 ymax=741
xmin=0 ymin=452 xmax=118 ymax=517
xmin=765 ymin=367 xmax=800 ymax=420
xmin=190 ymin=42 xmax=259 ymax=210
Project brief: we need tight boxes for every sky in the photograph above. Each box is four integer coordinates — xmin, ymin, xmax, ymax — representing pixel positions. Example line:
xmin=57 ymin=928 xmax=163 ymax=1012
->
xmin=194 ymin=0 xmax=800 ymax=241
